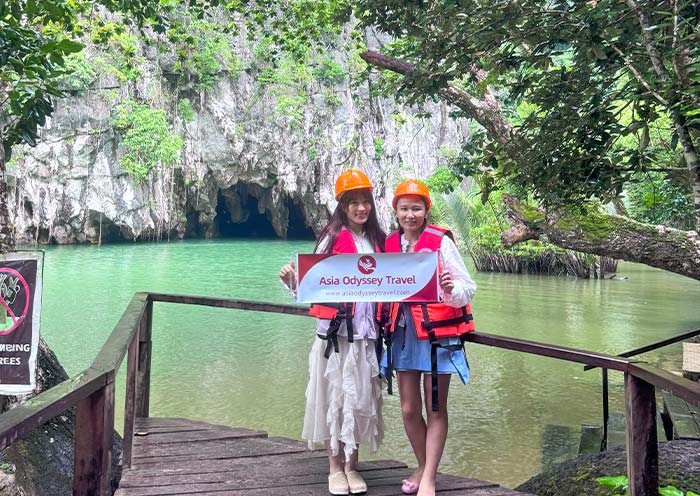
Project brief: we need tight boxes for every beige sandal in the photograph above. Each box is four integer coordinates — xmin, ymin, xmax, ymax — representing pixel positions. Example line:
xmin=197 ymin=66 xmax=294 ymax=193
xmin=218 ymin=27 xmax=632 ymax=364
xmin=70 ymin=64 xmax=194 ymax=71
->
xmin=345 ymin=471 xmax=367 ymax=494
xmin=328 ymin=471 xmax=349 ymax=495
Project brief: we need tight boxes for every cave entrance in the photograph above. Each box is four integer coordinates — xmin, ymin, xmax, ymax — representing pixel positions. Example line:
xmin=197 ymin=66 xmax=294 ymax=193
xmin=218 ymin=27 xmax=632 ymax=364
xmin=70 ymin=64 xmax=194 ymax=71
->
xmin=213 ymin=186 xmax=315 ymax=240
xmin=215 ymin=190 xmax=277 ymax=238
xmin=89 ymin=210 xmax=125 ymax=243
xmin=286 ymin=199 xmax=315 ymax=239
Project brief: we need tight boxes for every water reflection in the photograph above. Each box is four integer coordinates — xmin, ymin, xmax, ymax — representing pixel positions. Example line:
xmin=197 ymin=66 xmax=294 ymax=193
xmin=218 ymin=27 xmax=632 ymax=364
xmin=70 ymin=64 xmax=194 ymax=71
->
xmin=40 ymin=240 xmax=700 ymax=487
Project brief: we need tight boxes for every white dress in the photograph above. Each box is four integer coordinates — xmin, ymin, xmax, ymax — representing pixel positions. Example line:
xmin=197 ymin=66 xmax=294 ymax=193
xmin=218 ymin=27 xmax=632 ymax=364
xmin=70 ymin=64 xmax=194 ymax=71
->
xmin=301 ymin=235 xmax=385 ymax=461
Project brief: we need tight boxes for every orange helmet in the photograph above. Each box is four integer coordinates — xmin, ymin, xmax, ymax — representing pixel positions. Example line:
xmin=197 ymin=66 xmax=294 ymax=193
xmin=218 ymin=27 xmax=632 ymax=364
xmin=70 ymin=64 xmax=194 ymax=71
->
xmin=335 ymin=169 xmax=373 ymax=200
xmin=392 ymin=179 xmax=432 ymax=210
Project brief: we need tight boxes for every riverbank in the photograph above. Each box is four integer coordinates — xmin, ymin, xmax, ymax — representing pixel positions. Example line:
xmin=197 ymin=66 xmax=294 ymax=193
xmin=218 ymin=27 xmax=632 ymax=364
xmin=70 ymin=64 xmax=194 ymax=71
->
xmin=35 ymin=240 xmax=700 ymax=487
xmin=516 ymin=440 xmax=700 ymax=495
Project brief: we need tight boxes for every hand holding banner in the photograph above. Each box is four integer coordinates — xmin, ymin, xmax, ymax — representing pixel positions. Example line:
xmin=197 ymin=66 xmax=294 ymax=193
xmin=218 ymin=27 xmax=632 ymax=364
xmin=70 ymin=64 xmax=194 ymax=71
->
xmin=296 ymin=252 xmax=439 ymax=303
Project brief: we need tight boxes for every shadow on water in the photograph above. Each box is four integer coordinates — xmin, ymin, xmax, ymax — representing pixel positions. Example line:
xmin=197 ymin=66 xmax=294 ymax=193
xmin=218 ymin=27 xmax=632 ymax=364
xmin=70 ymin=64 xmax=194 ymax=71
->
xmin=541 ymin=424 xmax=580 ymax=469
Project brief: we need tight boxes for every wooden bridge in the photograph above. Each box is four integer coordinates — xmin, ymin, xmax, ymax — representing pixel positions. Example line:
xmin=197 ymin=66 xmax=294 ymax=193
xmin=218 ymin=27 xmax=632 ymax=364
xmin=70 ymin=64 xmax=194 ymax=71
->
xmin=115 ymin=417 xmax=528 ymax=495
xmin=1 ymin=292 xmax=700 ymax=496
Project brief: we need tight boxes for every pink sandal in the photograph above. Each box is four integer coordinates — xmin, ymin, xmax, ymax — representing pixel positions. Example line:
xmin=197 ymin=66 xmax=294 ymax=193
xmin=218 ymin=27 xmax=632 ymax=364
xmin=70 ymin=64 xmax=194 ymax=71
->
xmin=401 ymin=479 xmax=420 ymax=495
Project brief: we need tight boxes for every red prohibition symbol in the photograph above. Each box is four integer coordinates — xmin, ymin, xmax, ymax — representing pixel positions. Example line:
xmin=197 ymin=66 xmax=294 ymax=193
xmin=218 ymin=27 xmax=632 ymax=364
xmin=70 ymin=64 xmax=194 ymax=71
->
xmin=0 ymin=268 xmax=31 ymax=336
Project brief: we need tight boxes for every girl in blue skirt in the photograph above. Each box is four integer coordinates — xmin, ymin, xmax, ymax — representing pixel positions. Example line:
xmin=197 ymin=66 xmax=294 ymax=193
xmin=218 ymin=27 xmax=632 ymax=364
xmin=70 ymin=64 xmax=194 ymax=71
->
xmin=381 ymin=179 xmax=476 ymax=496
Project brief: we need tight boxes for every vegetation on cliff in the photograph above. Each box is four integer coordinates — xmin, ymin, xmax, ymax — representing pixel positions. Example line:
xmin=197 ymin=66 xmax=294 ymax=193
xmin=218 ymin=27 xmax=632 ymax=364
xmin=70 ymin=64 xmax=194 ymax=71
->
xmin=5 ymin=2 xmax=700 ymax=279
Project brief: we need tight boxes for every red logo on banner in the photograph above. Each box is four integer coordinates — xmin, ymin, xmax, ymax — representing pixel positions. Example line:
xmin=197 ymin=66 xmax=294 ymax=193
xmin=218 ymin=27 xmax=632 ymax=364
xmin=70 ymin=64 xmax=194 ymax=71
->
xmin=357 ymin=255 xmax=377 ymax=274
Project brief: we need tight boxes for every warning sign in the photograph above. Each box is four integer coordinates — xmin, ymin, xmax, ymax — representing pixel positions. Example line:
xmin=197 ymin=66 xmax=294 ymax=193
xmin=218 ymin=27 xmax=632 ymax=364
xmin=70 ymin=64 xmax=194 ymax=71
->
xmin=0 ymin=252 xmax=43 ymax=394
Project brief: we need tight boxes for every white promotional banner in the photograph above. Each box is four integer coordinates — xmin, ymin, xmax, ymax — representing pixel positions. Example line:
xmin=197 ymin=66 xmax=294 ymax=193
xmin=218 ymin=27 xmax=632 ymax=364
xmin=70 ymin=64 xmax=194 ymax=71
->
xmin=296 ymin=252 xmax=439 ymax=303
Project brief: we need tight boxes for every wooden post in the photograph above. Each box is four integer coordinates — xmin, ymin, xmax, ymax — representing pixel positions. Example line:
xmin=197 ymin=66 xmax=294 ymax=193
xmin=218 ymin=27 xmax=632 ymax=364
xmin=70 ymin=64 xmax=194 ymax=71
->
xmin=136 ymin=300 xmax=153 ymax=418
xmin=602 ymin=368 xmax=609 ymax=451
xmin=73 ymin=381 xmax=115 ymax=496
xmin=122 ymin=332 xmax=139 ymax=469
xmin=624 ymin=373 xmax=659 ymax=496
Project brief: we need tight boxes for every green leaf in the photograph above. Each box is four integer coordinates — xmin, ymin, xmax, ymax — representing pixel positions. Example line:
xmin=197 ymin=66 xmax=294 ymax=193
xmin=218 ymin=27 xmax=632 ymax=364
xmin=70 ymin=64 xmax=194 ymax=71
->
xmin=658 ymin=486 xmax=683 ymax=496
xmin=56 ymin=39 xmax=86 ymax=54
xmin=592 ymin=45 xmax=607 ymax=60
xmin=596 ymin=475 xmax=628 ymax=491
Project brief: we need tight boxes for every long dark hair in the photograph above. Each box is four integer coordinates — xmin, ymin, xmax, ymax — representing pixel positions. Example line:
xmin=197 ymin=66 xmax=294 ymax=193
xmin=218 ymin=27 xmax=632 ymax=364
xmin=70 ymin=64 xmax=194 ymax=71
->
xmin=315 ymin=188 xmax=386 ymax=254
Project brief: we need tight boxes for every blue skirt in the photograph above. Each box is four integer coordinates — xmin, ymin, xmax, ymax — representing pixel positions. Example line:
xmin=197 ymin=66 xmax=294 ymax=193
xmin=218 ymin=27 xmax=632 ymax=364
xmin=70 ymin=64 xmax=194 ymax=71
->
xmin=380 ymin=305 xmax=470 ymax=385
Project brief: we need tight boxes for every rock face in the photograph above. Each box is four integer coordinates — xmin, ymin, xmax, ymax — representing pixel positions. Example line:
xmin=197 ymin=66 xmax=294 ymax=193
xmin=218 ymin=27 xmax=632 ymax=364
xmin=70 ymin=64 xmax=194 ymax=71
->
xmin=516 ymin=440 xmax=700 ymax=496
xmin=7 ymin=30 xmax=472 ymax=245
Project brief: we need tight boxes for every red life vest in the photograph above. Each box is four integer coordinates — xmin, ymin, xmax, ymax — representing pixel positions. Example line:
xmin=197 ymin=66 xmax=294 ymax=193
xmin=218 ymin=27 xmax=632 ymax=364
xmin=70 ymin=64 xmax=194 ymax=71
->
xmin=380 ymin=225 xmax=475 ymax=411
xmin=308 ymin=227 xmax=359 ymax=321
xmin=308 ymin=227 xmax=381 ymax=349
xmin=384 ymin=225 xmax=475 ymax=340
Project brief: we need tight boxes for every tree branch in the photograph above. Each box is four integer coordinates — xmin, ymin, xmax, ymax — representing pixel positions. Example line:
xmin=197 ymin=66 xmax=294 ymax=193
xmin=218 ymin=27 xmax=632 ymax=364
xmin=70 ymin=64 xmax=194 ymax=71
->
xmin=501 ymin=194 xmax=700 ymax=280
xmin=623 ymin=0 xmax=700 ymax=229
xmin=605 ymin=39 xmax=668 ymax=106
xmin=360 ymin=49 xmax=700 ymax=278
xmin=670 ymin=0 xmax=691 ymax=88
xmin=360 ymin=50 xmax=520 ymax=153
xmin=358 ymin=51 xmax=415 ymax=76
xmin=625 ymin=0 xmax=672 ymax=82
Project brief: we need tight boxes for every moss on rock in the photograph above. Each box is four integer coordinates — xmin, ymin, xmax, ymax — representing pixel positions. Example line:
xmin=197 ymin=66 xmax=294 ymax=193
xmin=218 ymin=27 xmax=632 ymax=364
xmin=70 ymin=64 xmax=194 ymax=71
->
xmin=516 ymin=441 xmax=700 ymax=496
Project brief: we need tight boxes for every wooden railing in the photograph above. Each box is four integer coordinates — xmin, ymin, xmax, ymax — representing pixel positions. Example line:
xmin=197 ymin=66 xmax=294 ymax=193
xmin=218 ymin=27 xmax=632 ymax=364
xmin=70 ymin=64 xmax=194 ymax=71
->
xmin=0 ymin=292 xmax=698 ymax=496
xmin=583 ymin=328 xmax=700 ymax=451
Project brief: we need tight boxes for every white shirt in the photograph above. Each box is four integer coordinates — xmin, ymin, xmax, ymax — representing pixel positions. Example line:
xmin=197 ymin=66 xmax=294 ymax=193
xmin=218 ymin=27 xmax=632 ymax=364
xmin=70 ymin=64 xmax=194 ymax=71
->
xmin=400 ymin=233 xmax=476 ymax=308
xmin=314 ymin=233 xmax=379 ymax=340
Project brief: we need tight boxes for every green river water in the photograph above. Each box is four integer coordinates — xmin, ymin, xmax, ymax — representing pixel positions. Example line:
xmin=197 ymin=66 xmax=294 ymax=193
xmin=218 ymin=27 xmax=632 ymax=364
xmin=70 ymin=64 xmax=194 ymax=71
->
xmin=39 ymin=239 xmax=700 ymax=488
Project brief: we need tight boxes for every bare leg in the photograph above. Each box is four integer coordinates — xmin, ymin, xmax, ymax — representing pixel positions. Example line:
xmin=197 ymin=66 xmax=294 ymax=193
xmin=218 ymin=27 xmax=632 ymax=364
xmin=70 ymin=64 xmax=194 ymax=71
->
xmin=344 ymin=446 xmax=359 ymax=472
xmin=327 ymin=440 xmax=345 ymax=474
xmin=418 ymin=374 xmax=451 ymax=496
xmin=344 ymin=446 xmax=368 ymax=493
xmin=397 ymin=370 xmax=427 ymax=485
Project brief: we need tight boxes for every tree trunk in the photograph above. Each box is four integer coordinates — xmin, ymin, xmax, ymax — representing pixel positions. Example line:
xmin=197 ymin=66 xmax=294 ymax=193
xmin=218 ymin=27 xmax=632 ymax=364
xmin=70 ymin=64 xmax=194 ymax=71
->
xmin=500 ymin=194 xmax=700 ymax=280
xmin=673 ymin=118 xmax=700 ymax=231
xmin=360 ymin=50 xmax=700 ymax=280
xmin=0 ymin=147 xmax=14 ymax=254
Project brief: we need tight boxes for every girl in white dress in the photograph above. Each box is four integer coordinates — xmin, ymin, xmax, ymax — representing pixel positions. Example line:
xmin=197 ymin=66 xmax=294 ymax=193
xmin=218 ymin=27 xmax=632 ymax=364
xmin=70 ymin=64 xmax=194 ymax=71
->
xmin=280 ymin=169 xmax=386 ymax=495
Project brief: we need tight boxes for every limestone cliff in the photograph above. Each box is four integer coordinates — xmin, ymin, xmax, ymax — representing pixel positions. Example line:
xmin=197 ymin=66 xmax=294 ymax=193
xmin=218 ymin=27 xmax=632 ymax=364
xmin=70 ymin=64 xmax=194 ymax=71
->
xmin=7 ymin=29 xmax=472 ymax=245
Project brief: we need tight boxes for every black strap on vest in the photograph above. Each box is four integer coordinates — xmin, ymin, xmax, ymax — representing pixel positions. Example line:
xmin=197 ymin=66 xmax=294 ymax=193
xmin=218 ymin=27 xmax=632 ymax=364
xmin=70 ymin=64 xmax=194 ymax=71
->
xmin=384 ymin=334 xmax=394 ymax=395
xmin=319 ymin=311 xmax=344 ymax=358
xmin=344 ymin=302 xmax=354 ymax=343
xmin=376 ymin=302 xmax=393 ymax=395
xmin=313 ymin=302 xmax=354 ymax=353
xmin=425 ymin=306 xmax=473 ymax=328
xmin=420 ymin=304 xmax=470 ymax=412
xmin=429 ymin=332 xmax=439 ymax=411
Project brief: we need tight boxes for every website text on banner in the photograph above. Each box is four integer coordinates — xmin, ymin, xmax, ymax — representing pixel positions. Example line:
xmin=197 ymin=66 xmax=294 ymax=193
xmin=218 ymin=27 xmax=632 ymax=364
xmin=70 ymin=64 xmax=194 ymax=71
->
xmin=296 ymin=252 xmax=440 ymax=303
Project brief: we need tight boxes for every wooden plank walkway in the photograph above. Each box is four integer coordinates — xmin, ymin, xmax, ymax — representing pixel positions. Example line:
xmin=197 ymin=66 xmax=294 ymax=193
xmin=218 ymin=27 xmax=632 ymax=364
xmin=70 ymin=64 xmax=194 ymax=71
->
xmin=662 ymin=390 xmax=700 ymax=440
xmin=578 ymin=412 xmax=668 ymax=454
xmin=115 ymin=418 xmax=532 ymax=496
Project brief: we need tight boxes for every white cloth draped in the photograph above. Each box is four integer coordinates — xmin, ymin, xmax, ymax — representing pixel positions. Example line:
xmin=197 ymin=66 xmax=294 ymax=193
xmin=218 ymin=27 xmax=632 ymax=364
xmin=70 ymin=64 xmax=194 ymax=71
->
xmin=302 ymin=337 xmax=384 ymax=460
xmin=302 ymin=230 xmax=384 ymax=460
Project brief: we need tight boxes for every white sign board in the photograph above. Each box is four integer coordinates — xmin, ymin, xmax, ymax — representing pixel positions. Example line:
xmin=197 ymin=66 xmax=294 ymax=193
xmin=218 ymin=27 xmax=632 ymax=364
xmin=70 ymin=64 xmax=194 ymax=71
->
xmin=296 ymin=252 xmax=439 ymax=303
